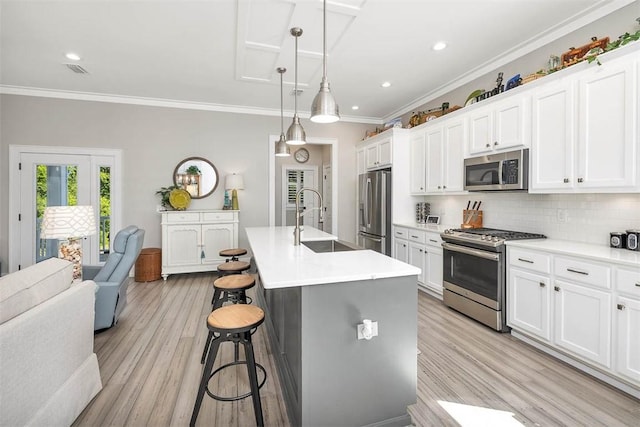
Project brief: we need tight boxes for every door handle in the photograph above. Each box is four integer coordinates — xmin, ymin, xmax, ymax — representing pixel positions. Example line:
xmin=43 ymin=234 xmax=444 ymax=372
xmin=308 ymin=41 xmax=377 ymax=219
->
xmin=567 ymin=268 xmax=589 ymax=276
xmin=617 ymin=304 xmax=625 ymax=311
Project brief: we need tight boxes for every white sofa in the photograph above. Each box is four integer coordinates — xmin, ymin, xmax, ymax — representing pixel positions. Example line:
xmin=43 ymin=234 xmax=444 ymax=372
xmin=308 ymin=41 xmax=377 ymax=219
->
xmin=0 ymin=258 xmax=103 ymax=426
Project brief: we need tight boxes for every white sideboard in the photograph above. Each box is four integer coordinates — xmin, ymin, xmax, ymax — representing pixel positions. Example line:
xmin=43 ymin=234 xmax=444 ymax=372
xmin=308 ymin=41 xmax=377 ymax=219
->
xmin=161 ymin=210 xmax=239 ymax=280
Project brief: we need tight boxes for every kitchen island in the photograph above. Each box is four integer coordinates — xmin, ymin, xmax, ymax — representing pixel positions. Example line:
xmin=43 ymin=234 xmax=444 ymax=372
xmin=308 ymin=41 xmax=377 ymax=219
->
xmin=246 ymin=226 xmax=420 ymax=427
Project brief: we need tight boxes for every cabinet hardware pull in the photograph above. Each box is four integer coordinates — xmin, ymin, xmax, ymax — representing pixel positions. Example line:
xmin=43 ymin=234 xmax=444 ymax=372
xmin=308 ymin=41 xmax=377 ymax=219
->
xmin=430 ymin=239 xmax=438 ymax=243
xmin=617 ymin=304 xmax=625 ymax=311
xmin=539 ymin=282 xmax=546 ymax=287
xmin=485 ymin=143 xmax=490 ymax=148
xmin=403 ymin=244 xmax=406 ymax=247
xmin=437 ymin=186 xmax=441 ymax=189
xmin=567 ymin=268 xmax=589 ymax=276
xmin=419 ymin=249 xmax=423 ymax=252
xmin=411 ymin=235 xmax=419 ymax=238
xmin=443 ymin=185 xmax=447 ymax=189
xmin=518 ymin=258 xmax=534 ymax=263
xmin=577 ymin=177 xmax=584 ymax=183
xmin=635 ymin=282 xmax=640 ymax=287
xmin=201 ymin=250 xmax=205 ymax=259
xmin=554 ymin=286 xmax=560 ymax=292
xmin=494 ymin=141 xmax=498 ymax=146
xmin=563 ymin=178 xmax=569 ymax=183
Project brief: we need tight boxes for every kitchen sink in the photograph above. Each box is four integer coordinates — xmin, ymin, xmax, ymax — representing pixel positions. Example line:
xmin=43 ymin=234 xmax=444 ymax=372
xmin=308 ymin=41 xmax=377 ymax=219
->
xmin=302 ymin=239 xmax=362 ymax=253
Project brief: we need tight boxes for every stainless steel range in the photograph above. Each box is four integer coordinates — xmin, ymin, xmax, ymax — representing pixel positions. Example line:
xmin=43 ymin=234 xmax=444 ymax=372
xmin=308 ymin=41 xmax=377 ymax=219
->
xmin=440 ymin=227 xmax=546 ymax=332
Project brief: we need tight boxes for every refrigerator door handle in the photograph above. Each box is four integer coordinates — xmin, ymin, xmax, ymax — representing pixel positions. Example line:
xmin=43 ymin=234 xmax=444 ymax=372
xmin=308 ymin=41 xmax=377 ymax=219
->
xmin=358 ymin=231 xmax=382 ymax=243
xmin=366 ymin=178 xmax=372 ymax=227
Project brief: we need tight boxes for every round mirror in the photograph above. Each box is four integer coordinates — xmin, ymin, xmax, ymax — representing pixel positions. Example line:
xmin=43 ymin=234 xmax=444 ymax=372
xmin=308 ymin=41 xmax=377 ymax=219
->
xmin=173 ymin=157 xmax=219 ymax=199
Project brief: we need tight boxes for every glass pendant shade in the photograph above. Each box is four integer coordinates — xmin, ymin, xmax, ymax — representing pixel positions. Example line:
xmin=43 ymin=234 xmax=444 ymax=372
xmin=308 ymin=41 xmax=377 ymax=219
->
xmin=310 ymin=78 xmax=339 ymax=123
xmin=310 ymin=0 xmax=339 ymax=123
xmin=286 ymin=27 xmax=306 ymax=145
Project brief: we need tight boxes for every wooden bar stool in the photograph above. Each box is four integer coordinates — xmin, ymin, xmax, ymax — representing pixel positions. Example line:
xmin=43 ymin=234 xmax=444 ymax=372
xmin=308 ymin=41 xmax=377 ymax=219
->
xmin=219 ymin=247 xmax=247 ymax=262
xmin=191 ymin=304 xmax=266 ymax=427
xmin=217 ymin=260 xmax=250 ymax=276
xmin=202 ymin=274 xmax=256 ymax=364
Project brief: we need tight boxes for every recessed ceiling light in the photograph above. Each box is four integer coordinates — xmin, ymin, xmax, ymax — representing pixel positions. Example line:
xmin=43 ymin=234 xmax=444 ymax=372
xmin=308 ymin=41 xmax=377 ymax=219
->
xmin=381 ymin=82 xmax=391 ymax=88
xmin=65 ymin=52 xmax=81 ymax=61
xmin=352 ymin=105 xmax=359 ymax=110
xmin=432 ymin=41 xmax=447 ymax=51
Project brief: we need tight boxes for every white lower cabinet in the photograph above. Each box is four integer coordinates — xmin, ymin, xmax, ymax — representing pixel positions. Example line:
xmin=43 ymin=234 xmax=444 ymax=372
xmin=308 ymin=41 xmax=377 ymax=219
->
xmin=507 ymin=245 xmax=640 ymax=395
xmin=615 ymin=266 xmax=640 ymax=383
xmin=393 ymin=225 xmax=443 ymax=296
xmin=508 ymin=268 xmax=551 ymax=341
xmin=553 ymin=279 xmax=611 ymax=368
xmin=161 ymin=210 xmax=239 ymax=279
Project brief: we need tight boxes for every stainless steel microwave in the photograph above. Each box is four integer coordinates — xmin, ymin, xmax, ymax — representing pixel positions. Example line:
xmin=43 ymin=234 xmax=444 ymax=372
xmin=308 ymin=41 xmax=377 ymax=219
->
xmin=464 ymin=148 xmax=529 ymax=191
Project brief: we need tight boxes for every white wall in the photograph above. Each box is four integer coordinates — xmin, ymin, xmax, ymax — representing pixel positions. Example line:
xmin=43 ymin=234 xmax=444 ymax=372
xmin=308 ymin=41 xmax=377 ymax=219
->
xmin=414 ymin=193 xmax=640 ymax=246
xmin=0 ymin=95 xmax=369 ymax=274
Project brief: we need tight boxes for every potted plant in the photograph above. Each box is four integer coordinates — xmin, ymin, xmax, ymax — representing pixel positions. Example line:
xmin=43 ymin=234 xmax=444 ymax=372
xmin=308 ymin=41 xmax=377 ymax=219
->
xmin=186 ymin=165 xmax=201 ymax=175
xmin=156 ymin=185 xmax=180 ymax=209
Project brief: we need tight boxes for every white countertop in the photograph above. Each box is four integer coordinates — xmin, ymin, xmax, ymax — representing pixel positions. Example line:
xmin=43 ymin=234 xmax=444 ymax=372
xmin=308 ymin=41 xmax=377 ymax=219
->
xmin=246 ymin=226 xmax=421 ymax=289
xmin=506 ymin=239 xmax=640 ymax=268
xmin=393 ymin=222 xmax=452 ymax=233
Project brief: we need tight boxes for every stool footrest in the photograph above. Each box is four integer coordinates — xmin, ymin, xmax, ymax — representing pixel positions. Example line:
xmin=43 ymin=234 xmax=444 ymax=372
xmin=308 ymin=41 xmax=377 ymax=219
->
xmin=205 ymin=361 xmax=267 ymax=402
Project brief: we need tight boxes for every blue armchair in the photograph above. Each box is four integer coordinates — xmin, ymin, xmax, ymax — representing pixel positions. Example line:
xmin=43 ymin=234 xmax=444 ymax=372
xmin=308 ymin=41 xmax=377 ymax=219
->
xmin=84 ymin=225 xmax=145 ymax=330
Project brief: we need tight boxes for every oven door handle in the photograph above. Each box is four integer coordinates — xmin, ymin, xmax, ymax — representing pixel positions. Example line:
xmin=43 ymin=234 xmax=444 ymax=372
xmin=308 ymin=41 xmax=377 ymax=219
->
xmin=442 ymin=242 xmax=500 ymax=261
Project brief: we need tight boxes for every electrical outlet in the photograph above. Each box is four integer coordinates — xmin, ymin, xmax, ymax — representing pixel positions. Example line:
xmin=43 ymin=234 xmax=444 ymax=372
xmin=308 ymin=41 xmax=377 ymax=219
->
xmin=557 ymin=209 xmax=568 ymax=223
xmin=357 ymin=321 xmax=379 ymax=340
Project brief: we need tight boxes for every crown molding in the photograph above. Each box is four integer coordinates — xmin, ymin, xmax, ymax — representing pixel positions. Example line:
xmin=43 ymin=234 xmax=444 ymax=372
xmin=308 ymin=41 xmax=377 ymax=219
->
xmin=0 ymin=85 xmax=382 ymax=125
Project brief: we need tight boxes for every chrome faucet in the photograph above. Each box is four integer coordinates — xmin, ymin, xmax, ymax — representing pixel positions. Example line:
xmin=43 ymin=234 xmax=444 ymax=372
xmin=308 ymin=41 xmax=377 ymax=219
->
xmin=293 ymin=187 xmax=324 ymax=245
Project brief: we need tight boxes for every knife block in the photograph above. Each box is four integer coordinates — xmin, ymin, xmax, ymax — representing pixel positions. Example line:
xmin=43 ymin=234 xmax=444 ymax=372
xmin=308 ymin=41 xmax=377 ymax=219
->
xmin=461 ymin=210 xmax=483 ymax=229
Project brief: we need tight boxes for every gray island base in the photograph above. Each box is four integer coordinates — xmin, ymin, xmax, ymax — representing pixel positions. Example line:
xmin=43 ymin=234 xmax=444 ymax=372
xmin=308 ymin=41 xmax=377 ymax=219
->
xmin=256 ymin=275 xmax=417 ymax=427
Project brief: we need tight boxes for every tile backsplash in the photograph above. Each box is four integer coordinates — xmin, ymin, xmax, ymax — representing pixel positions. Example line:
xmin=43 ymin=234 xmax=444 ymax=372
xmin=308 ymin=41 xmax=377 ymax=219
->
xmin=421 ymin=193 xmax=640 ymax=246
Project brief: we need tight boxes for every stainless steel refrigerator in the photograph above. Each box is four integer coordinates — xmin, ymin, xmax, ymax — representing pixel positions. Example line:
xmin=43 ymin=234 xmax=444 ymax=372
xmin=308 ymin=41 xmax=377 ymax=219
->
xmin=358 ymin=169 xmax=391 ymax=255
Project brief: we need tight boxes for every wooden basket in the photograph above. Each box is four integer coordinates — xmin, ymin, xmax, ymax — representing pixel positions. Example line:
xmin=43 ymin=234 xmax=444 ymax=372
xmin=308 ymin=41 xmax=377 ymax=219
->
xmin=135 ymin=248 xmax=162 ymax=282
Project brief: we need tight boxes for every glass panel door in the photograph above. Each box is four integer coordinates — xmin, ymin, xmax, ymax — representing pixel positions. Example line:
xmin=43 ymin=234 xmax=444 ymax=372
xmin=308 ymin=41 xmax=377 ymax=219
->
xmin=20 ymin=153 xmax=91 ymax=268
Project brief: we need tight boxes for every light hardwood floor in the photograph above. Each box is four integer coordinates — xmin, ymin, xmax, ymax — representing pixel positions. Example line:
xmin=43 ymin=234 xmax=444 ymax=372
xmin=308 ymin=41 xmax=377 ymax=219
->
xmin=75 ymin=274 xmax=639 ymax=426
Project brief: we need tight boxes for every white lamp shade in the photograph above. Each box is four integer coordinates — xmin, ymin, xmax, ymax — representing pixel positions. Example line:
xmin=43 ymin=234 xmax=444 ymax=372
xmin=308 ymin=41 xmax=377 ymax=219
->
xmin=225 ymin=173 xmax=244 ymax=190
xmin=40 ymin=205 xmax=97 ymax=239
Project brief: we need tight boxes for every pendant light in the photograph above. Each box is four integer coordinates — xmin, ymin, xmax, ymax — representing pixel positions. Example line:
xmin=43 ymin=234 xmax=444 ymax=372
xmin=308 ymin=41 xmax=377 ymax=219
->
xmin=310 ymin=0 xmax=339 ymax=123
xmin=275 ymin=67 xmax=290 ymax=157
xmin=286 ymin=27 xmax=306 ymax=145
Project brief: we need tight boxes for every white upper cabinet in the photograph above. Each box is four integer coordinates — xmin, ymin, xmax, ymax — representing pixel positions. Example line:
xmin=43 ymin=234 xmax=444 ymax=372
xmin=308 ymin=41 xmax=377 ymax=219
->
xmin=530 ymin=79 xmax=576 ymax=191
xmin=577 ymin=60 xmax=637 ymax=189
xmin=468 ymin=95 xmax=531 ymax=155
xmin=442 ymin=118 xmax=467 ymax=192
xmin=365 ymin=135 xmax=392 ymax=170
xmin=409 ymin=117 xmax=467 ymax=195
xmin=531 ymin=54 xmax=638 ymax=192
xmin=409 ymin=130 xmax=426 ymax=194
xmin=425 ymin=127 xmax=444 ymax=192
xmin=356 ymin=147 xmax=366 ymax=176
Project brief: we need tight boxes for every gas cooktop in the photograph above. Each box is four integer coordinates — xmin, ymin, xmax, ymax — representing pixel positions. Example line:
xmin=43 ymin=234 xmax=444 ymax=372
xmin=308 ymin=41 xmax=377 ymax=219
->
xmin=441 ymin=227 xmax=546 ymax=248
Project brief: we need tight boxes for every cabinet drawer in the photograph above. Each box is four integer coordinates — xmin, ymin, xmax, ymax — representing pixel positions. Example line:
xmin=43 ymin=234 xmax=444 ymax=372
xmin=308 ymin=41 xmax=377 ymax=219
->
xmin=393 ymin=227 xmax=408 ymax=239
xmin=554 ymin=257 xmax=610 ymax=289
xmin=425 ymin=232 xmax=443 ymax=248
xmin=616 ymin=267 xmax=640 ymax=297
xmin=508 ymin=248 xmax=551 ymax=274
xmin=166 ymin=212 xmax=201 ymax=223
xmin=202 ymin=211 xmax=235 ymax=222
xmin=407 ymin=229 xmax=426 ymax=244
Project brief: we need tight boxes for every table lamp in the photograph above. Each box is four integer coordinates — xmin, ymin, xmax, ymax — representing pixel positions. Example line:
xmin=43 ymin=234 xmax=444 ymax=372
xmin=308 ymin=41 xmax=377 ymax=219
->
xmin=225 ymin=173 xmax=244 ymax=210
xmin=40 ymin=205 xmax=97 ymax=281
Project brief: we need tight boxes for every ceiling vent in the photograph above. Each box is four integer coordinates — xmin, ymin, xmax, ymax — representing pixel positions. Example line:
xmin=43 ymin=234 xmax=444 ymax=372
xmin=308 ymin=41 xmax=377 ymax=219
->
xmin=64 ymin=63 xmax=89 ymax=74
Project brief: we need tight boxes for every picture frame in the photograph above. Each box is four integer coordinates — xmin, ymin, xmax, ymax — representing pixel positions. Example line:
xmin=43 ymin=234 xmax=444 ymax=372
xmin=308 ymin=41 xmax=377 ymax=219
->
xmin=426 ymin=215 xmax=440 ymax=225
